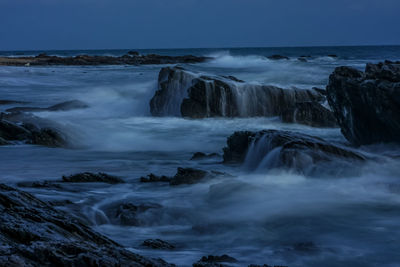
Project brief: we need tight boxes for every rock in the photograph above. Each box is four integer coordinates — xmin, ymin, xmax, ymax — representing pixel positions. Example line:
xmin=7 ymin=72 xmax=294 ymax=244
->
xmin=193 ymin=255 xmax=238 ymax=267
xmin=0 ymin=54 xmax=211 ymax=66
xmin=140 ymin=173 xmax=171 ymax=183
xmin=170 ymin=168 xmax=209 ymax=186
xmin=150 ymin=66 xmax=324 ymax=118
xmin=327 ymin=54 xmax=338 ymax=58
xmin=297 ymin=57 xmax=307 ymax=62
xmin=0 ymin=136 xmax=9 ymax=145
xmin=0 ymin=117 xmax=68 ymax=147
xmin=280 ymin=101 xmax=337 ymax=127
xmin=62 ymin=172 xmax=125 ymax=184
xmin=142 ymin=239 xmax=175 ymax=250
xmin=223 ymin=130 xmax=365 ymax=174
xmin=190 ymin=152 xmax=220 ymax=160
xmin=0 ymin=184 xmax=174 ymax=267
xmin=267 ymin=55 xmax=289 ymax=60
xmin=0 ymin=100 xmax=28 ymax=105
xmin=114 ymin=203 xmax=163 ymax=226
xmin=312 ymin=87 xmax=327 ymax=96
xmin=17 ymin=180 xmax=62 ymax=189
xmin=326 ymin=61 xmax=400 ymax=145
xmin=127 ymin=51 xmax=140 ymax=56
xmin=6 ymin=100 xmax=89 ymax=113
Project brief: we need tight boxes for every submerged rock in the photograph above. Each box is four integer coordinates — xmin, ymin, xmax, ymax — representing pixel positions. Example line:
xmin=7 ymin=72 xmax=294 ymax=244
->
xmin=190 ymin=152 xmax=220 ymax=160
xmin=142 ymin=239 xmax=175 ymax=250
xmin=150 ymin=66 xmax=323 ymax=118
xmin=267 ymin=55 xmax=289 ymax=60
xmin=193 ymin=255 xmax=238 ymax=267
xmin=6 ymin=100 xmax=89 ymax=113
xmin=0 ymin=184 xmax=174 ymax=267
xmin=327 ymin=61 xmax=400 ymax=145
xmin=140 ymin=173 xmax=171 ymax=183
xmin=280 ymin=101 xmax=337 ymax=127
xmin=223 ymin=130 xmax=365 ymax=174
xmin=62 ymin=172 xmax=125 ymax=184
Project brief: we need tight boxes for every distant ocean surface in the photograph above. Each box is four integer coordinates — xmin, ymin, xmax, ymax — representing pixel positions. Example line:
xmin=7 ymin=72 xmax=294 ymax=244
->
xmin=1 ymin=46 xmax=400 ymax=267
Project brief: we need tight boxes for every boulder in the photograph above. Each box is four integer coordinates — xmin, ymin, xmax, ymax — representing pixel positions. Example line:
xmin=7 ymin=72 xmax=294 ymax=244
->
xmin=150 ymin=67 xmax=324 ymax=118
xmin=140 ymin=173 xmax=171 ymax=183
xmin=0 ymin=184 xmax=174 ymax=267
xmin=142 ymin=239 xmax=175 ymax=250
xmin=223 ymin=130 xmax=365 ymax=174
xmin=326 ymin=61 xmax=400 ymax=145
xmin=280 ymin=101 xmax=337 ymax=127
xmin=62 ymin=172 xmax=125 ymax=184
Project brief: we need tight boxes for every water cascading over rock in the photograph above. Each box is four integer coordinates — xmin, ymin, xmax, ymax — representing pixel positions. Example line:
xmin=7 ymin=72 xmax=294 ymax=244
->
xmin=150 ymin=66 xmax=325 ymax=119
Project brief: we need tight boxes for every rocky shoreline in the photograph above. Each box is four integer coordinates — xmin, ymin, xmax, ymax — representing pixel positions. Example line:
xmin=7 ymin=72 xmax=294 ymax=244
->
xmin=1 ymin=59 xmax=400 ymax=266
xmin=0 ymin=52 xmax=211 ymax=66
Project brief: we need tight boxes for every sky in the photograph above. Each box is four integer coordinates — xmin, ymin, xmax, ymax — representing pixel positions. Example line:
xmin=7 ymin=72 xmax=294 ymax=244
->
xmin=0 ymin=0 xmax=400 ymax=50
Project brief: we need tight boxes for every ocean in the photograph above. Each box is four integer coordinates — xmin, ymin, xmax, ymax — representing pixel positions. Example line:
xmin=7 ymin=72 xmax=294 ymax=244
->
xmin=1 ymin=46 xmax=400 ymax=266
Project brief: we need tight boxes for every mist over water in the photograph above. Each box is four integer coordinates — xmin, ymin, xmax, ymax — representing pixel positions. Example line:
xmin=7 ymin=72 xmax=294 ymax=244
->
xmin=1 ymin=46 xmax=400 ymax=266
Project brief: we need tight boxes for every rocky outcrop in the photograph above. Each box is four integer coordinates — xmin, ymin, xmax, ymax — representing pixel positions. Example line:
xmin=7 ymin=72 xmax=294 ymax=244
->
xmin=6 ymin=100 xmax=88 ymax=113
xmin=193 ymin=255 xmax=238 ymax=267
xmin=0 ymin=53 xmax=210 ymax=66
xmin=62 ymin=172 xmax=125 ymax=184
xmin=327 ymin=61 xmax=400 ymax=145
xmin=142 ymin=239 xmax=175 ymax=250
xmin=0 ymin=118 xmax=67 ymax=147
xmin=0 ymin=184 xmax=173 ymax=267
xmin=280 ymin=101 xmax=337 ymax=127
xmin=223 ymin=130 xmax=365 ymax=174
xmin=150 ymin=67 xmax=324 ymax=119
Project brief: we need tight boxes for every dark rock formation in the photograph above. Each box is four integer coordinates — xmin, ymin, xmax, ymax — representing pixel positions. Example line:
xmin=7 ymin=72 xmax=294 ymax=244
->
xmin=297 ymin=57 xmax=307 ymax=62
xmin=0 ymin=53 xmax=210 ymax=66
xmin=326 ymin=61 xmax=400 ymax=145
xmin=193 ymin=255 xmax=238 ymax=267
xmin=150 ymin=67 xmax=324 ymax=118
xmin=114 ymin=203 xmax=163 ymax=226
xmin=0 ymin=118 xmax=67 ymax=147
xmin=0 ymin=184 xmax=174 ymax=267
xmin=6 ymin=100 xmax=89 ymax=113
xmin=267 ymin=55 xmax=289 ymax=60
xmin=280 ymin=101 xmax=337 ymax=127
xmin=190 ymin=152 xmax=220 ymax=160
xmin=142 ymin=239 xmax=175 ymax=250
xmin=223 ymin=130 xmax=365 ymax=174
xmin=140 ymin=173 xmax=171 ymax=183
xmin=62 ymin=172 xmax=125 ymax=184
xmin=0 ymin=100 xmax=28 ymax=105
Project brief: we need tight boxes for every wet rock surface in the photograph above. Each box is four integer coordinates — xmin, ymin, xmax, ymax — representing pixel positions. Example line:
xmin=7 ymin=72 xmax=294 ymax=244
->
xmin=193 ymin=255 xmax=238 ymax=267
xmin=327 ymin=61 xmax=400 ymax=145
xmin=0 ymin=53 xmax=210 ymax=66
xmin=142 ymin=239 xmax=175 ymax=250
xmin=0 ymin=184 xmax=174 ymax=267
xmin=280 ymin=101 xmax=337 ymax=127
xmin=150 ymin=66 xmax=324 ymax=118
xmin=223 ymin=130 xmax=365 ymax=173
xmin=62 ymin=172 xmax=125 ymax=184
xmin=0 ymin=118 xmax=67 ymax=147
xmin=6 ymin=100 xmax=89 ymax=113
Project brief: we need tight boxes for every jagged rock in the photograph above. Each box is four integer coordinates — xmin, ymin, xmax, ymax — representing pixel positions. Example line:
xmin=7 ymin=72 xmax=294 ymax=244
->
xmin=0 ymin=53 xmax=210 ymax=66
xmin=6 ymin=100 xmax=89 ymax=113
xmin=280 ymin=101 xmax=337 ymax=127
xmin=190 ymin=152 xmax=220 ymax=160
xmin=62 ymin=172 xmax=124 ymax=184
xmin=0 ymin=184 xmax=174 ymax=267
xmin=326 ymin=61 xmax=400 ymax=145
xmin=0 ymin=117 xmax=68 ymax=148
xmin=142 ymin=239 xmax=175 ymax=250
xmin=267 ymin=55 xmax=289 ymax=60
xmin=193 ymin=255 xmax=238 ymax=267
xmin=150 ymin=66 xmax=324 ymax=118
xmin=223 ymin=130 xmax=365 ymax=174
xmin=140 ymin=173 xmax=171 ymax=183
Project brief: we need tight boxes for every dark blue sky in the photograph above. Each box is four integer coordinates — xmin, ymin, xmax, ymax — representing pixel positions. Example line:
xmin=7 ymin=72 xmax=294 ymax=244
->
xmin=1 ymin=0 xmax=399 ymax=50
